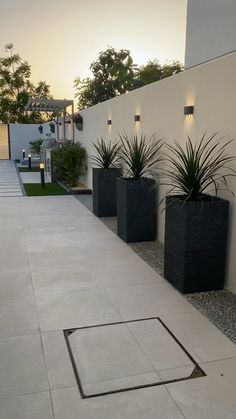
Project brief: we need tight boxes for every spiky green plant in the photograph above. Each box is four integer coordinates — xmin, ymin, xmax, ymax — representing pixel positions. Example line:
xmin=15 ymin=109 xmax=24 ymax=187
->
xmin=164 ymin=133 xmax=236 ymax=200
xmin=92 ymin=137 xmax=121 ymax=169
xmin=118 ymin=133 xmax=163 ymax=179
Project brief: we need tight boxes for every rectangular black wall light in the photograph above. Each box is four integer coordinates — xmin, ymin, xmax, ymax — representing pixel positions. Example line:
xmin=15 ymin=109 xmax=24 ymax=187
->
xmin=107 ymin=119 xmax=112 ymax=125
xmin=134 ymin=114 xmax=141 ymax=121
xmin=184 ymin=106 xmax=194 ymax=115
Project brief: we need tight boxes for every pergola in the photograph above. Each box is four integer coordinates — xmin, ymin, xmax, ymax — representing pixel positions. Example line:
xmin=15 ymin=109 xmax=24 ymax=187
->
xmin=25 ymin=98 xmax=75 ymax=142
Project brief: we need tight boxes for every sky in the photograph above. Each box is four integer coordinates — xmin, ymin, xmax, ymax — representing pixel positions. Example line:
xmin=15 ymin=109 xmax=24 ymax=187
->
xmin=0 ymin=0 xmax=187 ymax=100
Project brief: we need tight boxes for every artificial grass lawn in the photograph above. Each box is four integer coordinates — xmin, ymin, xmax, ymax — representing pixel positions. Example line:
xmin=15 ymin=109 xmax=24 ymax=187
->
xmin=23 ymin=182 xmax=68 ymax=196
xmin=18 ymin=167 xmax=40 ymax=172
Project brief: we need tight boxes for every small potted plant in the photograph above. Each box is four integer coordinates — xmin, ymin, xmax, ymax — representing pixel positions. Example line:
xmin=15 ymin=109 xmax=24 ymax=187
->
xmin=164 ymin=133 xmax=235 ymax=293
xmin=117 ymin=133 xmax=163 ymax=242
xmin=92 ymin=137 xmax=122 ymax=217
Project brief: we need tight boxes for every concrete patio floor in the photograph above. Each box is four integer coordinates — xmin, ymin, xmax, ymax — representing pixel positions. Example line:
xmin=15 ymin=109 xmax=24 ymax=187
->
xmin=1 ymin=195 xmax=236 ymax=418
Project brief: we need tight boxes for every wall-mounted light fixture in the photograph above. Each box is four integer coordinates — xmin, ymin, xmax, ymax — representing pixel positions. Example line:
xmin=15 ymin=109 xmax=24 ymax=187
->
xmin=184 ymin=105 xmax=194 ymax=116
xmin=107 ymin=119 xmax=112 ymax=125
xmin=56 ymin=122 xmax=61 ymax=126
xmin=134 ymin=114 xmax=141 ymax=122
xmin=65 ymin=120 xmax=71 ymax=124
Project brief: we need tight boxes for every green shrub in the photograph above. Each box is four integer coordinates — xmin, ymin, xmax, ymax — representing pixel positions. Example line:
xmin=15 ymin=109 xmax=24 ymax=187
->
xmin=51 ymin=142 xmax=86 ymax=187
xmin=30 ymin=139 xmax=43 ymax=154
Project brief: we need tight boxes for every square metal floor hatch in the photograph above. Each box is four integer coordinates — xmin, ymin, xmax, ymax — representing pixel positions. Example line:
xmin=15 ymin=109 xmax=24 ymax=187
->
xmin=64 ymin=317 xmax=206 ymax=398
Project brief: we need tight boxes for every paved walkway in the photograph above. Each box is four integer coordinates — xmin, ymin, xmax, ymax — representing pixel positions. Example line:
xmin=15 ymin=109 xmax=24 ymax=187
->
xmin=0 ymin=195 xmax=236 ymax=418
xmin=0 ymin=160 xmax=23 ymax=196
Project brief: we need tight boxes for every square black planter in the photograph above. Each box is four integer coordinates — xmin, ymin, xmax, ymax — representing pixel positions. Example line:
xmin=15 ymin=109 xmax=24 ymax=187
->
xmin=92 ymin=168 xmax=122 ymax=217
xmin=117 ymin=177 xmax=157 ymax=242
xmin=164 ymin=195 xmax=229 ymax=293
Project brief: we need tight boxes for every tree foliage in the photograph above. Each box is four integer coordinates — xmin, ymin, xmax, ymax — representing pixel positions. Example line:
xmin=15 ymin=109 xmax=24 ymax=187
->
xmin=0 ymin=44 xmax=52 ymax=123
xmin=136 ymin=59 xmax=183 ymax=87
xmin=74 ymin=47 xmax=138 ymax=109
xmin=74 ymin=48 xmax=183 ymax=110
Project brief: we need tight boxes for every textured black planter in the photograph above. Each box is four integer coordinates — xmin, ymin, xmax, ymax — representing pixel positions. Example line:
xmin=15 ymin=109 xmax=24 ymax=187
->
xmin=92 ymin=168 xmax=122 ymax=217
xmin=117 ymin=177 xmax=157 ymax=243
xmin=164 ymin=195 xmax=229 ymax=293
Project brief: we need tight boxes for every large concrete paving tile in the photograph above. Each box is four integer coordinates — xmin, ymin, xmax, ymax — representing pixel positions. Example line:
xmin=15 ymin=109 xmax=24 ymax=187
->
xmin=0 ymin=217 xmax=23 ymax=230
xmin=0 ymin=334 xmax=48 ymax=398
xmin=0 ymin=197 xmax=22 ymax=209
xmin=0 ymin=391 xmax=54 ymax=419
xmin=128 ymin=319 xmax=193 ymax=374
xmin=23 ymin=214 xmax=99 ymax=232
xmin=167 ymin=357 xmax=236 ymax=418
xmin=42 ymin=331 xmax=77 ymax=389
xmin=0 ymin=272 xmax=33 ymax=303
xmin=106 ymin=282 xmax=196 ymax=320
xmin=52 ymin=386 xmax=185 ymax=419
xmin=65 ymin=318 xmax=199 ymax=396
xmin=68 ymin=322 xmax=158 ymax=395
xmin=0 ymin=249 xmax=29 ymax=274
xmin=28 ymin=246 xmax=86 ymax=269
xmin=0 ymin=296 xmax=39 ymax=338
xmin=89 ymin=251 xmax=163 ymax=288
xmin=21 ymin=196 xmax=91 ymax=217
xmin=0 ymin=230 xmax=26 ymax=249
xmin=28 ymin=244 xmax=131 ymax=270
xmin=162 ymin=312 xmax=236 ymax=362
xmin=32 ymin=266 xmax=102 ymax=296
xmin=37 ymin=289 xmax=122 ymax=331
xmin=25 ymin=227 xmax=121 ymax=252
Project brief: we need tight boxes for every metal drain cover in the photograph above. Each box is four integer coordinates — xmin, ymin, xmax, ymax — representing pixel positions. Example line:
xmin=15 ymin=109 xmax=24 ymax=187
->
xmin=64 ymin=318 xmax=205 ymax=398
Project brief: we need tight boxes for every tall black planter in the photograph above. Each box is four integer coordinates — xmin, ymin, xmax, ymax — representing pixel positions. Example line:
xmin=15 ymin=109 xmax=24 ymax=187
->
xmin=164 ymin=195 xmax=229 ymax=293
xmin=92 ymin=168 xmax=122 ymax=217
xmin=117 ymin=177 xmax=157 ymax=243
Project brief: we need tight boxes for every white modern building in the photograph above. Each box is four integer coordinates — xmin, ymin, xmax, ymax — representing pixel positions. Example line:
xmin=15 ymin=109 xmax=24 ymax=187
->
xmin=185 ymin=0 xmax=236 ymax=68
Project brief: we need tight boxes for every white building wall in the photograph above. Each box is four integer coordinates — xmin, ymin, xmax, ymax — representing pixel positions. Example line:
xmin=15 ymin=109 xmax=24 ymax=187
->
xmin=74 ymin=51 xmax=236 ymax=293
xmin=9 ymin=124 xmax=43 ymax=160
xmin=185 ymin=0 xmax=236 ymax=68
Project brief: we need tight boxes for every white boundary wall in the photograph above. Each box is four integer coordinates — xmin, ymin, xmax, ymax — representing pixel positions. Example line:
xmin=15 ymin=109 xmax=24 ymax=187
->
xmin=9 ymin=124 xmax=43 ymax=160
xmin=9 ymin=122 xmax=57 ymax=160
xmin=74 ymin=51 xmax=236 ymax=293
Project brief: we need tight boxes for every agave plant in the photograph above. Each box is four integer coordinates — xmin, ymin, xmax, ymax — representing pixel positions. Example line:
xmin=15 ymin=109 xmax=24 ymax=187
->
xmin=164 ymin=133 xmax=236 ymax=200
xmin=118 ymin=132 xmax=163 ymax=179
xmin=92 ymin=137 xmax=121 ymax=169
